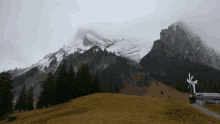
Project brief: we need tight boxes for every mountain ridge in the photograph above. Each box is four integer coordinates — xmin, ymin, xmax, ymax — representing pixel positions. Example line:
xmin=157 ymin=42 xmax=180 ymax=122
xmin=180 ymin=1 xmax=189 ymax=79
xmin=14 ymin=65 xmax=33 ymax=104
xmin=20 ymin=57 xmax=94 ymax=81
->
xmin=2 ymin=21 xmax=220 ymax=104
xmin=3 ymin=28 xmax=153 ymax=78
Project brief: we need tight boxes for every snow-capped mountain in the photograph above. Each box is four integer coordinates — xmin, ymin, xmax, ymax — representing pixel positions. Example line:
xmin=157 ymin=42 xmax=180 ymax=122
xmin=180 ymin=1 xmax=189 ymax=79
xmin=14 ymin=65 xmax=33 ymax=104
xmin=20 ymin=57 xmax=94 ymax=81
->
xmin=5 ymin=21 xmax=220 ymax=105
xmin=4 ymin=27 xmax=153 ymax=104
xmin=106 ymin=38 xmax=153 ymax=63
xmin=7 ymin=28 xmax=153 ymax=78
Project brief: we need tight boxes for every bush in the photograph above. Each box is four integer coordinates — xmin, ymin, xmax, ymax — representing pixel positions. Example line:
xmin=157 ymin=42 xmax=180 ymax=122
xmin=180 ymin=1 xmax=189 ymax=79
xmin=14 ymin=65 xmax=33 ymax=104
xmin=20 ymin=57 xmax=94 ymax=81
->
xmin=7 ymin=116 xmax=17 ymax=122
xmin=160 ymin=90 xmax=164 ymax=95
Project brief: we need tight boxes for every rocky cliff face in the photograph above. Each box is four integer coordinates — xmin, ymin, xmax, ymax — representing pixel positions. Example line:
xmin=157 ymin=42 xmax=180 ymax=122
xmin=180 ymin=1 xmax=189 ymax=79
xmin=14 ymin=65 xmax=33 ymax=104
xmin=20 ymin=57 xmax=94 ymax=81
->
xmin=152 ymin=21 xmax=220 ymax=70
xmin=140 ymin=21 xmax=220 ymax=80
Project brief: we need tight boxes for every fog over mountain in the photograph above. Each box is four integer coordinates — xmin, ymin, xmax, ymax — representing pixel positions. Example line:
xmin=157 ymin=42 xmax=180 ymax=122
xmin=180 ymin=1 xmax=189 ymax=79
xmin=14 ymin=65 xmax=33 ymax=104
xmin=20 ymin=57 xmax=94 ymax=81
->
xmin=0 ymin=0 xmax=219 ymax=72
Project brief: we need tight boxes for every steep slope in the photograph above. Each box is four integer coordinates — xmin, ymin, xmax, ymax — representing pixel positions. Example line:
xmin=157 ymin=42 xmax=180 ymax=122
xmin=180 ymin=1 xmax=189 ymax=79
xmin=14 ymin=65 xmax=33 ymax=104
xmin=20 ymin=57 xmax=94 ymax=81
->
xmin=106 ymin=38 xmax=153 ymax=63
xmin=140 ymin=21 xmax=220 ymax=94
xmin=159 ymin=21 xmax=220 ymax=69
xmin=11 ymin=45 xmax=149 ymax=104
xmin=140 ymin=21 xmax=220 ymax=76
xmin=4 ymin=28 xmax=152 ymax=79
xmin=1 ymin=27 xmax=153 ymax=103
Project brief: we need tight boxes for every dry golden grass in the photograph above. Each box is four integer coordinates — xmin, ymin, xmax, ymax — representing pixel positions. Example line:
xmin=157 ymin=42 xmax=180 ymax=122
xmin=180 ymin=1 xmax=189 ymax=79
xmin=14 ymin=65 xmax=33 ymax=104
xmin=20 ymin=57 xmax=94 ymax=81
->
xmin=1 ymin=93 xmax=220 ymax=124
xmin=132 ymin=75 xmax=146 ymax=81
xmin=121 ymin=77 xmax=193 ymax=103
xmin=202 ymin=104 xmax=220 ymax=115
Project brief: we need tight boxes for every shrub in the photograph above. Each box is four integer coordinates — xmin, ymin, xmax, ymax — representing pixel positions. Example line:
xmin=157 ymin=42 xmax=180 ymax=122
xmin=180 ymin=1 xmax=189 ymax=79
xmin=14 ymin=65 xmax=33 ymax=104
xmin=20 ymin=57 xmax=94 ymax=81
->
xmin=160 ymin=90 xmax=164 ymax=95
xmin=7 ymin=116 xmax=17 ymax=122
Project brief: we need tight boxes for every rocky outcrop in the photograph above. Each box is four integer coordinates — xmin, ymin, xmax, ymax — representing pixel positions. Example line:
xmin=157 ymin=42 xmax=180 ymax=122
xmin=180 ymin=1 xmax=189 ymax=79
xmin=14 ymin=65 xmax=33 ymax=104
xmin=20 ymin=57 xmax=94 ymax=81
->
xmin=83 ymin=35 xmax=115 ymax=48
xmin=140 ymin=21 xmax=220 ymax=80
xmin=143 ymin=21 xmax=220 ymax=70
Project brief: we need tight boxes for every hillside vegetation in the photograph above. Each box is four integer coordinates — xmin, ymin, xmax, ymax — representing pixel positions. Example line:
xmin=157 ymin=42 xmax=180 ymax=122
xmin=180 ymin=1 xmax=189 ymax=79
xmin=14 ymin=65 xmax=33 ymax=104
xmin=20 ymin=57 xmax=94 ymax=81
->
xmin=121 ymin=77 xmax=192 ymax=103
xmin=202 ymin=104 xmax=220 ymax=115
xmin=1 ymin=93 xmax=220 ymax=124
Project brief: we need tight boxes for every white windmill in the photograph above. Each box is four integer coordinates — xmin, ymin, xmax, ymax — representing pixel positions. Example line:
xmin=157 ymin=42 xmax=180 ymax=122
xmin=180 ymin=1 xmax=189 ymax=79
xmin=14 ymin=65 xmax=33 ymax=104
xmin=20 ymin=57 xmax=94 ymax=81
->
xmin=187 ymin=73 xmax=198 ymax=94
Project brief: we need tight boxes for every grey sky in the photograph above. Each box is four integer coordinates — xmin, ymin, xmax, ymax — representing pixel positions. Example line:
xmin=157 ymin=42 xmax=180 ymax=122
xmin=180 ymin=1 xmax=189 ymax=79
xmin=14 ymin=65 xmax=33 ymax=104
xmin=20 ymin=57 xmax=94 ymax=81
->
xmin=0 ymin=0 xmax=219 ymax=72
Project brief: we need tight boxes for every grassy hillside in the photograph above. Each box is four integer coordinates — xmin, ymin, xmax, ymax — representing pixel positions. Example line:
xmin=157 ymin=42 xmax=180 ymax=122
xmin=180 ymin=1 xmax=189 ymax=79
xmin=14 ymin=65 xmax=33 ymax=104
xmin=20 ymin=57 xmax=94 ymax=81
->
xmin=202 ymin=104 xmax=220 ymax=115
xmin=121 ymin=77 xmax=192 ymax=103
xmin=2 ymin=93 xmax=220 ymax=124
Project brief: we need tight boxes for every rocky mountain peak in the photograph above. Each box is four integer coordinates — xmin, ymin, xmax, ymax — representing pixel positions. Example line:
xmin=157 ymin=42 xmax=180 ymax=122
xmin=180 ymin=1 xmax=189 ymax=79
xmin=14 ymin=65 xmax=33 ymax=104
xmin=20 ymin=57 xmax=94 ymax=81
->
xmin=157 ymin=21 xmax=220 ymax=69
xmin=73 ymin=28 xmax=118 ymax=48
xmin=43 ymin=52 xmax=53 ymax=59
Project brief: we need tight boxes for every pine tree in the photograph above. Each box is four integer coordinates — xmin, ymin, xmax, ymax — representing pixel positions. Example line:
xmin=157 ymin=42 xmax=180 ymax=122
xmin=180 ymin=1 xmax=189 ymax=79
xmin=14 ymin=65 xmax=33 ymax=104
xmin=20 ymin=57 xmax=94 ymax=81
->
xmin=67 ymin=64 xmax=75 ymax=100
xmin=115 ymin=84 xmax=119 ymax=93
xmin=74 ymin=63 xmax=93 ymax=97
xmin=84 ymin=63 xmax=92 ymax=95
xmin=55 ymin=55 xmax=68 ymax=104
xmin=160 ymin=90 xmax=164 ymax=95
xmin=81 ymin=64 xmax=87 ymax=95
xmin=75 ymin=64 xmax=83 ymax=97
xmin=15 ymin=84 xmax=27 ymax=112
xmin=110 ymin=81 xmax=113 ymax=93
xmin=106 ymin=85 xmax=108 ymax=93
xmin=26 ymin=86 xmax=34 ymax=111
xmin=0 ymin=72 xmax=14 ymax=119
xmin=104 ymin=48 xmax=108 ymax=57
xmin=77 ymin=64 xmax=86 ymax=96
xmin=37 ymin=71 xmax=56 ymax=109
xmin=92 ymin=72 xmax=100 ymax=93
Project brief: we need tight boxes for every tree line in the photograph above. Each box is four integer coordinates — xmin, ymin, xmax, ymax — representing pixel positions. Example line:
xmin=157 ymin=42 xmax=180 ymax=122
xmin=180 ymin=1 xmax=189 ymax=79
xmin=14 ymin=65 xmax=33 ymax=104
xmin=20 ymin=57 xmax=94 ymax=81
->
xmin=0 ymin=50 xmax=122 ymax=119
xmin=14 ymin=84 xmax=34 ymax=112
xmin=36 ymin=55 xmax=101 ymax=109
xmin=149 ymin=54 xmax=220 ymax=93
xmin=0 ymin=56 xmax=101 ymax=120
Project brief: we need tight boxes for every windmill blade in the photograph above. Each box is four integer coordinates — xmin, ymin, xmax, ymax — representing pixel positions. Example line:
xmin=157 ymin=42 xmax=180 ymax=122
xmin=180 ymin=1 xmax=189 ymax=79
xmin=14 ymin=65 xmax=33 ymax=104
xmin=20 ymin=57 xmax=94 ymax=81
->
xmin=191 ymin=80 xmax=198 ymax=84
xmin=190 ymin=76 xmax=193 ymax=81
xmin=189 ymin=73 xmax=190 ymax=79
xmin=187 ymin=79 xmax=191 ymax=83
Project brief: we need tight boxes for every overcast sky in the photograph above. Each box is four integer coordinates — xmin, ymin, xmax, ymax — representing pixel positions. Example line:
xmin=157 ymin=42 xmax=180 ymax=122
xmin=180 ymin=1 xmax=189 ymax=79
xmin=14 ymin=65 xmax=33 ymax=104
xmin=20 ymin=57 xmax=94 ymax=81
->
xmin=0 ymin=0 xmax=219 ymax=72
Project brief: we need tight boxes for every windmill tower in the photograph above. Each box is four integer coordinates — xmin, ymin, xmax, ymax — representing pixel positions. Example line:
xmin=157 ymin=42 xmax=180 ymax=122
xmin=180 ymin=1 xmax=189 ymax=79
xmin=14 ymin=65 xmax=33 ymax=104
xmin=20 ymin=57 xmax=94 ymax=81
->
xmin=187 ymin=73 xmax=198 ymax=94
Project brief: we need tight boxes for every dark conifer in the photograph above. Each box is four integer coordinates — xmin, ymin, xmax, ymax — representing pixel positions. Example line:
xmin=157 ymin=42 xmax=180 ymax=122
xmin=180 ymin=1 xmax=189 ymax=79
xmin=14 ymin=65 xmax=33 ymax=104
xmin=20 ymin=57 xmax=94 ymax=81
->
xmin=113 ymin=51 xmax=115 ymax=55
xmin=0 ymin=72 xmax=14 ymax=118
xmin=110 ymin=81 xmax=113 ymax=93
xmin=115 ymin=84 xmax=119 ymax=93
xmin=55 ymin=54 xmax=69 ymax=104
xmin=26 ymin=86 xmax=34 ymax=111
xmin=37 ymin=71 xmax=56 ymax=109
xmin=15 ymin=84 xmax=27 ymax=112
xmin=67 ymin=64 xmax=75 ymax=100
xmin=84 ymin=63 xmax=92 ymax=95
xmin=78 ymin=64 xmax=86 ymax=96
xmin=75 ymin=64 xmax=83 ymax=97
xmin=92 ymin=72 xmax=100 ymax=93
xmin=104 ymin=48 xmax=108 ymax=57
xmin=160 ymin=90 xmax=164 ymax=95
xmin=81 ymin=64 xmax=87 ymax=95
